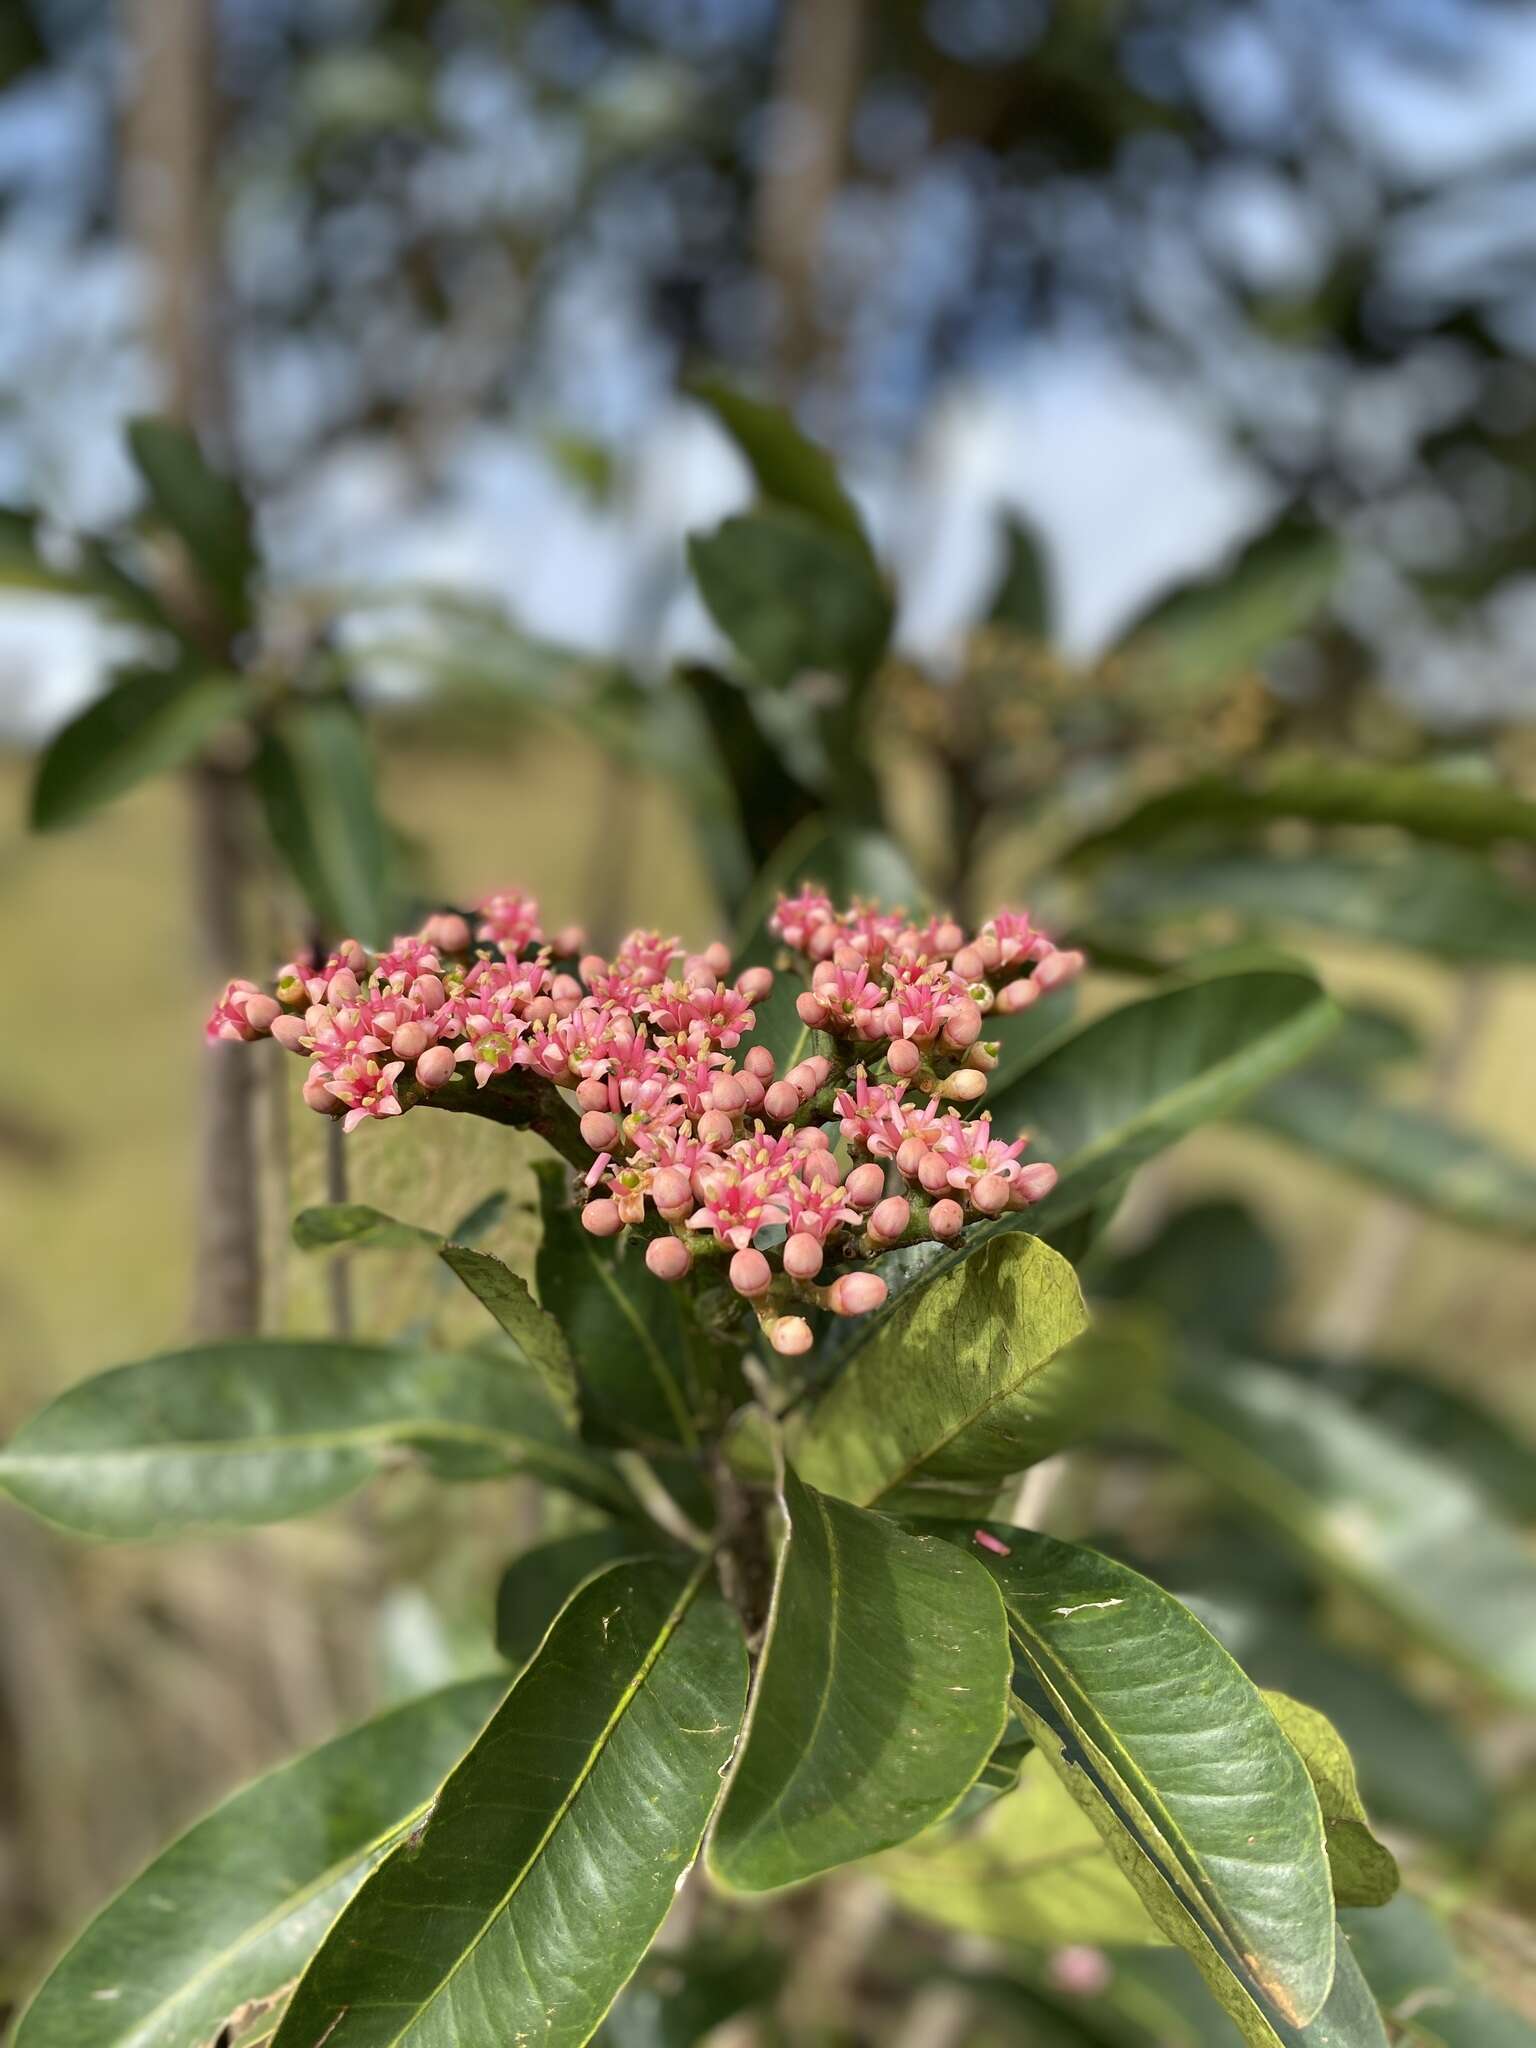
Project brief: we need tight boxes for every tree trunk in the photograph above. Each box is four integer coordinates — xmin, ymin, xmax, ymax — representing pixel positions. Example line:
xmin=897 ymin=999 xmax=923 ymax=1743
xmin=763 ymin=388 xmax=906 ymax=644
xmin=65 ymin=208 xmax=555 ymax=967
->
xmin=123 ymin=0 xmax=262 ymax=1334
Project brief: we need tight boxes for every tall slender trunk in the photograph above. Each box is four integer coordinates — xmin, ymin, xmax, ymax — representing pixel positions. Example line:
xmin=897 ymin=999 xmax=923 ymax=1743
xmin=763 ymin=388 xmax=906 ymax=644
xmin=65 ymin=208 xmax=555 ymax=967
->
xmin=124 ymin=0 xmax=262 ymax=1334
xmin=755 ymin=0 xmax=867 ymax=391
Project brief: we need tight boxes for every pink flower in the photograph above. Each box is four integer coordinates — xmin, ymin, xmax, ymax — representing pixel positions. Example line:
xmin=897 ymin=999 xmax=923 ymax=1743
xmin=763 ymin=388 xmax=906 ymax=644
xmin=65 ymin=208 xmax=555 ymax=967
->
xmin=477 ymin=890 xmax=543 ymax=956
xmin=941 ymin=1115 xmax=1032 ymax=1192
xmin=833 ymin=1072 xmax=916 ymax=1158
xmin=687 ymin=1167 xmax=789 ymax=1251
xmin=330 ymin=1055 xmax=407 ymax=1133
xmin=374 ymin=935 xmax=443 ymax=988
xmin=455 ymin=1011 xmax=528 ymax=1088
xmin=769 ymin=889 xmax=835 ymax=953
xmin=781 ymin=1172 xmax=861 ymax=1244
xmin=205 ymin=979 xmax=269 ymax=1043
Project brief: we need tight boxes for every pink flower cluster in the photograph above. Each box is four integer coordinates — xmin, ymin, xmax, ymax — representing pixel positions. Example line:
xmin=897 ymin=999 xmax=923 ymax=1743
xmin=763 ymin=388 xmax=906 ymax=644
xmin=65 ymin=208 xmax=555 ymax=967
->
xmin=208 ymin=883 xmax=1080 ymax=1351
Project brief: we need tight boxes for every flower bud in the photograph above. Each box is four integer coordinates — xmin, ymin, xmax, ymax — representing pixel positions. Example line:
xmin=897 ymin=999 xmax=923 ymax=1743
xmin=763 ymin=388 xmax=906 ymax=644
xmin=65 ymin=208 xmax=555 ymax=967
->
xmin=650 ymin=1167 xmax=694 ymax=1219
xmin=709 ymin=1074 xmax=746 ymax=1114
xmin=696 ymin=1109 xmax=736 ymax=1148
xmin=729 ymin=1248 xmax=773 ymax=1298
xmin=392 ymin=1020 xmax=431 ymax=1062
xmin=271 ymin=1013 xmax=309 ymax=1053
xmin=413 ymin=973 xmax=447 ymax=1013
xmin=952 ymin=944 xmax=985 ymax=981
xmin=783 ymin=1232 xmax=825 ymax=1280
xmin=845 ymin=1162 xmax=886 ymax=1209
xmin=970 ymin=1172 xmax=1011 ymax=1217
xmin=327 ymin=967 xmax=361 ymax=1005
xmin=763 ymin=1081 xmax=801 ymax=1122
xmin=738 ymin=1074 xmax=766 ymax=1113
xmin=1048 ymin=1947 xmax=1111 ymax=1998
xmin=940 ymin=998 xmax=983 ymax=1050
xmin=243 ymin=993 xmax=282 ymax=1035
xmin=338 ymin=939 xmax=369 ymax=973
xmin=700 ymin=941 xmax=732 ymax=978
xmin=645 ymin=1236 xmax=692 ymax=1282
xmin=744 ymin=1045 xmax=777 ymax=1081
xmin=736 ymin=966 xmax=774 ymax=1002
xmin=995 ymin=977 xmax=1040 ymax=1015
xmin=917 ymin=1150 xmax=952 ymax=1196
xmin=796 ymin=992 xmax=830 ymax=1029
xmin=929 ymin=1198 xmax=965 ymax=1240
xmin=1012 ymin=1161 xmax=1059 ymax=1204
xmin=932 ymin=919 xmax=966 ymax=954
xmin=552 ymin=924 xmax=587 ymax=958
xmin=803 ymin=1148 xmax=844 ymax=1186
xmin=581 ymin=1199 xmax=622 ymax=1238
xmin=578 ymin=954 xmax=608 ymax=986
xmin=869 ymin=1195 xmax=911 ymax=1245
xmin=302 ymin=1073 xmax=340 ymax=1116
xmin=413 ymin=1045 xmax=454 ymax=1089
xmin=964 ymin=1042 xmax=998 ymax=1072
xmin=829 ymin=1272 xmax=888 ymax=1316
xmin=941 ymin=1067 xmax=989 ymax=1103
xmin=422 ymin=912 xmax=471 ymax=953
xmin=580 ymin=1110 xmax=620 ymax=1151
xmin=804 ymin=1055 xmax=833 ymax=1089
xmin=896 ymin=1135 xmax=929 ymax=1179
xmin=886 ymin=1037 xmax=921 ymax=1078
xmin=1034 ymin=947 xmax=1085 ymax=992
xmin=575 ymin=1079 xmax=611 ymax=1113
xmin=768 ymin=1314 xmax=814 ymax=1356
xmin=793 ymin=1125 xmax=830 ymax=1152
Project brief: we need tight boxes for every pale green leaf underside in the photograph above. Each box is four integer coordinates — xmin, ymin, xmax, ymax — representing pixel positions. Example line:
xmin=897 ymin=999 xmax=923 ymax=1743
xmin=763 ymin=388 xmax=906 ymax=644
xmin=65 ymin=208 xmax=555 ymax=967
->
xmin=15 ymin=1678 xmax=506 ymax=2048
xmin=710 ymin=1467 xmax=1010 ymax=1890
xmin=274 ymin=1559 xmax=747 ymax=2048
xmin=1262 ymin=1692 xmax=1399 ymax=1909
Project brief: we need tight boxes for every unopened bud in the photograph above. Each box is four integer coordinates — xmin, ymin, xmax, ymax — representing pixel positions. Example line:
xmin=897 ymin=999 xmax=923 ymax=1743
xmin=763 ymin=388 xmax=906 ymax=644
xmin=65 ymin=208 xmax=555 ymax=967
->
xmin=786 ymin=1061 xmax=818 ymax=1101
xmin=1034 ymin=947 xmax=1085 ymax=992
xmin=650 ymin=1167 xmax=693 ymax=1219
xmin=929 ymin=1198 xmax=965 ymax=1240
xmin=941 ymin=999 xmax=983 ymax=1050
xmin=271 ymin=1014 xmax=309 ymax=1053
xmin=302 ymin=1074 xmax=341 ymax=1116
xmin=393 ymin=1021 xmax=431 ymax=1062
xmin=550 ymin=973 xmax=583 ymax=1006
xmin=869 ymin=1195 xmax=911 ymax=1244
xmin=952 ymin=944 xmax=985 ymax=981
xmin=887 ymin=1037 xmax=921 ymax=1078
xmin=803 ymin=1148 xmax=844 ymax=1186
xmin=327 ymin=968 xmax=361 ymax=1005
xmin=575 ymin=1079 xmax=611 ymax=1113
xmin=729 ymin=1248 xmax=773 ymax=1298
xmin=1012 ymin=1161 xmax=1059 ymax=1204
xmin=970 ymin=1172 xmax=1011 ymax=1217
xmin=736 ymin=965 xmax=774 ymax=1002
xmin=830 ymin=1272 xmax=888 ymax=1317
xmin=763 ymin=1081 xmax=800 ymax=1122
xmin=896 ymin=1135 xmax=928 ymax=1179
xmin=783 ymin=1232 xmax=825 ymax=1280
xmin=415 ymin=1045 xmax=456 ymax=1090
xmin=581 ymin=1199 xmax=622 ymax=1238
xmin=700 ymin=941 xmax=732 ymax=978
xmin=697 ymin=1109 xmax=736 ymax=1147
xmin=709 ymin=1074 xmax=746 ymax=1114
xmin=793 ymin=1126 xmax=830 ymax=1152
xmin=744 ymin=1045 xmax=777 ymax=1081
xmin=578 ymin=954 xmax=608 ymax=985
xmin=917 ymin=1150 xmax=952 ymax=1196
xmin=338 ymin=939 xmax=369 ymax=972
xmin=941 ymin=1067 xmax=989 ymax=1103
xmin=645 ymin=1236 xmax=692 ymax=1282
xmin=413 ymin=973 xmax=447 ymax=1013
xmin=932 ymin=919 xmax=966 ymax=953
xmin=796 ymin=992 xmax=830 ymax=1029
xmin=845 ymin=1162 xmax=886 ymax=1209
xmin=580 ymin=1110 xmax=620 ymax=1151
xmin=964 ymin=1042 xmax=998 ymax=1072
xmin=552 ymin=924 xmax=587 ymax=957
xmin=422 ymin=912 xmax=471 ymax=953
xmin=738 ymin=1074 xmax=766 ymax=1113
xmin=995 ymin=977 xmax=1040 ymax=1015
xmin=768 ymin=1314 xmax=814 ymax=1356
xmin=244 ymin=993 xmax=281 ymax=1035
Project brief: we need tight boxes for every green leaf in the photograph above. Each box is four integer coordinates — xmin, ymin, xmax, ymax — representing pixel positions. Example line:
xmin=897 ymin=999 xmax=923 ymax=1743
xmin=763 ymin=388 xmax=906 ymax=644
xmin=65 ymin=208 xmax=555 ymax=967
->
xmin=30 ymin=666 xmax=252 ymax=830
xmin=1092 ymin=1199 xmax=1285 ymax=1349
xmin=438 ymin=1244 xmax=579 ymax=1422
xmin=293 ymin=1202 xmax=443 ymax=1251
xmin=689 ymin=506 xmax=893 ymax=690
xmin=1309 ymin=1362 xmax=1536 ymax=1523
xmin=598 ymin=1935 xmax=783 ymax=2048
xmin=790 ymin=1233 xmax=1091 ymax=1506
xmin=962 ymin=1527 xmax=1338 ymax=2032
xmin=991 ymin=961 xmax=1341 ymax=1234
xmin=1112 ymin=516 xmax=1339 ymax=703
xmin=272 ymin=1559 xmax=747 ymax=2048
xmin=495 ymin=1529 xmax=656 ymax=1665
xmin=533 ymin=1161 xmax=701 ymax=1449
xmin=687 ymin=374 xmax=873 ymax=556
xmin=709 ymin=1466 xmax=1010 ymax=1889
xmin=1262 ymin=1693 xmax=1399 ymax=1908
xmin=876 ymin=1747 xmax=1164 ymax=1946
xmin=253 ymin=697 xmax=397 ymax=944
xmin=1065 ymin=759 xmax=1536 ymax=865
xmin=1342 ymin=1898 xmax=1536 ymax=2048
xmin=986 ymin=512 xmax=1054 ymax=637
xmin=1241 ymin=1074 xmax=1536 ymax=1239
xmin=0 ymin=1339 xmax=632 ymax=1538
xmin=13 ymin=1676 xmax=506 ymax=2048
xmin=969 ymin=1951 xmax=1252 ymax=2048
xmin=126 ymin=416 xmax=258 ymax=625
xmin=1094 ymin=849 xmax=1536 ymax=964
xmin=678 ymin=663 xmax=819 ymax=874
xmin=1165 ymin=1359 xmax=1536 ymax=1704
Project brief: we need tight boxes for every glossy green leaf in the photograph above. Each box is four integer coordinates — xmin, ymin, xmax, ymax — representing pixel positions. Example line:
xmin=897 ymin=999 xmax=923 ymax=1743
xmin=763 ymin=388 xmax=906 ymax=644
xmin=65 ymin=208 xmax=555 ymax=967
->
xmin=273 ymin=1559 xmax=747 ymax=2048
xmin=253 ymin=697 xmax=398 ymax=944
xmin=689 ymin=506 xmax=893 ymax=689
xmin=1309 ymin=1362 xmax=1536 ymax=1523
xmin=0 ymin=1339 xmax=631 ymax=1538
xmin=960 ymin=1527 xmax=1338 ymax=2032
xmin=1112 ymin=517 xmax=1339 ymax=703
xmin=1065 ymin=759 xmax=1536 ymax=864
xmin=990 ymin=962 xmax=1340 ymax=1233
xmin=438 ymin=1244 xmax=578 ymax=1421
xmin=494 ymin=1528 xmax=656 ymax=1665
xmin=688 ymin=375 xmax=873 ymax=557
xmin=1262 ymin=1694 xmax=1398 ymax=1908
xmin=1241 ymin=1074 xmax=1536 ymax=1239
xmin=126 ymin=416 xmax=258 ymax=625
xmin=30 ymin=666 xmax=252 ymax=830
xmin=533 ymin=1162 xmax=700 ymax=1447
xmin=679 ymin=663 xmax=818 ymax=875
xmin=791 ymin=1233 xmax=1089 ymax=1507
xmin=293 ymin=1202 xmax=443 ymax=1251
xmin=1092 ymin=1199 xmax=1285 ymax=1349
xmin=876 ymin=1747 xmax=1164 ymax=1946
xmin=1095 ymin=849 xmax=1536 ymax=964
xmin=1166 ymin=1359 xmax=1536 ymax=1704
xmin=13 ymin=1677 xmax=506 ymax=2048
xmin=987 ymin=512 xmax=1053 ymax=637
xmin=710 ymin=1466 xmax=1009 ymax=1889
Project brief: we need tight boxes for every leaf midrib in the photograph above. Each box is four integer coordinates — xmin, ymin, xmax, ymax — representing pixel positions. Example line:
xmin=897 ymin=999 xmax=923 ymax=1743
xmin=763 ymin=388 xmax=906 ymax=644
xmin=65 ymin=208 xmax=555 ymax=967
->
xmin=579 ymin=1243 xmax=698 ymax=1448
